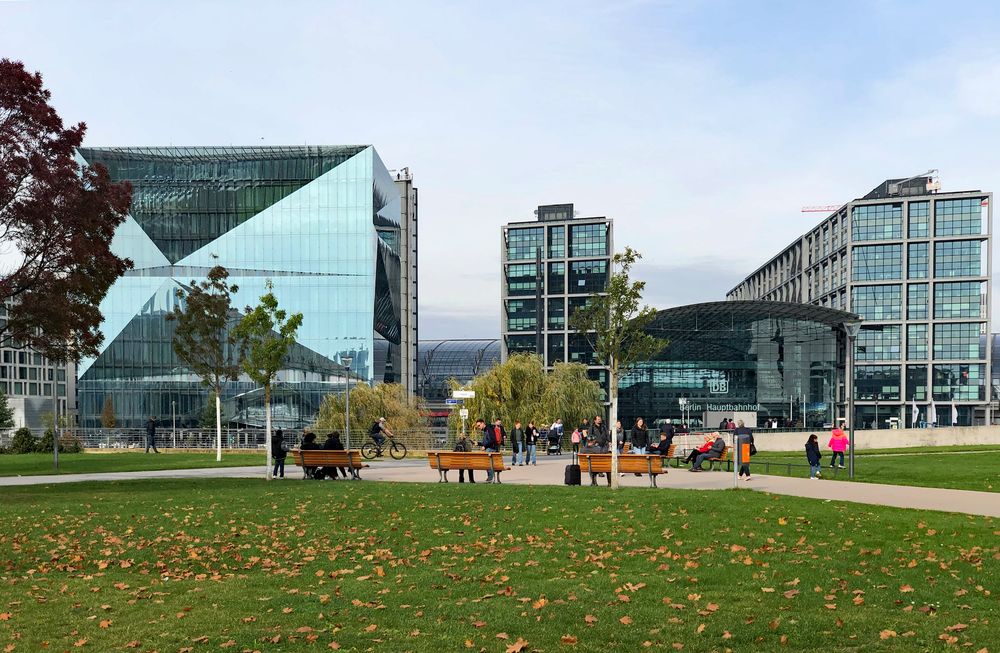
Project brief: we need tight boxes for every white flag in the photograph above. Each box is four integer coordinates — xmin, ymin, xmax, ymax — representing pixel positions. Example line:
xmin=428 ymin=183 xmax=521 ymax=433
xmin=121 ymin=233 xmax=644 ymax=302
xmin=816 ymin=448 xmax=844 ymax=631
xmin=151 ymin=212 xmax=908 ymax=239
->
xmin=911 ymin=398 xmax=918 ymax=426
xmin=951 ymin=400 xmax=958 ymax=426
xmin=928 ymin=400 xmax=937 ymax=425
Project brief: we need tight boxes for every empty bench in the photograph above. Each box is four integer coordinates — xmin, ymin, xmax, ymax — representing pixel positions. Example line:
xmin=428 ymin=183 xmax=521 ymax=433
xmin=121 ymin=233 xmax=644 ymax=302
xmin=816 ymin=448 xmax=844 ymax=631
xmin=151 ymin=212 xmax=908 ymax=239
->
xmin=291 ymin=449 xmax=368 ymax=480
xmin=578 ymin=452 xmax=669 ymax=488
xmin=427 ymin=451 xmax=510 ymax=483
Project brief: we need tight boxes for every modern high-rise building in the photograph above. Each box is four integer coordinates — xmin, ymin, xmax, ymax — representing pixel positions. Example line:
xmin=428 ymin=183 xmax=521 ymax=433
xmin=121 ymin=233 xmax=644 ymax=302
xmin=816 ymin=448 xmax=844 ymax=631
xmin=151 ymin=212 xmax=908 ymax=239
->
xmin=728 ymin=175 xmax=992 ymax=427
xmin=73 ymin=146 xmax=417 ymax=428
xmin=501 ymin=204 xmax=613 ymax=398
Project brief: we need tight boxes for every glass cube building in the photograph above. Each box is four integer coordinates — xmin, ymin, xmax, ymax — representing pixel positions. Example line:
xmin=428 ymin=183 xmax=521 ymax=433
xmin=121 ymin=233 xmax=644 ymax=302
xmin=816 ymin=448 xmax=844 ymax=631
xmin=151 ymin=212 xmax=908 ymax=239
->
xmin=500 ymin=204 xmax=613 ymax=399
xmin=73 ymin=146 xmax=417 ymax=428
xmin=728 ymin=176 xmax=992 ymax=427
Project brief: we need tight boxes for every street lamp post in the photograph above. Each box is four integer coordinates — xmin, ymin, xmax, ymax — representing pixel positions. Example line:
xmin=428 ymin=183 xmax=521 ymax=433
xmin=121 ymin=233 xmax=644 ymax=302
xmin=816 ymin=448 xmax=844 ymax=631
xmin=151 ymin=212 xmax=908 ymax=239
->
xmin=171 ymin=400 xmax=176 ymax=448
xmin=844 ymin=321 xmax=861 ymax=479
xmin=342 ymin=357 xmax=353 ymax=450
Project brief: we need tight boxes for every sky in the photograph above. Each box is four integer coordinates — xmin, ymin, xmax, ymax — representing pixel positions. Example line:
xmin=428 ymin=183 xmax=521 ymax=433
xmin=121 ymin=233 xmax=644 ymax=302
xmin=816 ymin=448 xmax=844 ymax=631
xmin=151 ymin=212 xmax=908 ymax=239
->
xmin=4 ymin=0 xmax=1000 ymax=339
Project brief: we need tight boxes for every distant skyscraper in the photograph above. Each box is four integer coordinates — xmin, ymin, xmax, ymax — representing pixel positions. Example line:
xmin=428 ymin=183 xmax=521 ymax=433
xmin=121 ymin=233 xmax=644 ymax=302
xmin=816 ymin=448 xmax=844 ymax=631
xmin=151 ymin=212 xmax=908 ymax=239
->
xmin=729 ymin=175 xmax=992 ymax=427
xmin=501 ymin=204 xmax=613 ymax=399
xmin=73 ymin=146 xmax=417 ymax=428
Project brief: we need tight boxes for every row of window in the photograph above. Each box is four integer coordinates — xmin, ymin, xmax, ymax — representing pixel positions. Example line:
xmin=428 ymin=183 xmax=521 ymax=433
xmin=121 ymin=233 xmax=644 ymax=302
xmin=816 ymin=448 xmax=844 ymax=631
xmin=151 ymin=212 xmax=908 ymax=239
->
xmin=852 ymin=240 xmax=986 ymax=281
xmin=504 ymin=260 xmax=609 ymax=296
xmin=505 ymin=223 xmax=610 ymax=260
xmin=505 ymin=297 xmax=596 ymax=332
xmin=0 ymin=381 xmax=68 ymax=398
xmin=855 ymin=322 xmax=985 ymax=361
xmin=851 ymin=281 xmax=986 ymax=321
xmin=855 ymin=363 xmax=985 ymax=401
xmin=505 ymin=333 xmax=598 ymax=366
xmin=851 ymin=199 xmax=986 ymax=242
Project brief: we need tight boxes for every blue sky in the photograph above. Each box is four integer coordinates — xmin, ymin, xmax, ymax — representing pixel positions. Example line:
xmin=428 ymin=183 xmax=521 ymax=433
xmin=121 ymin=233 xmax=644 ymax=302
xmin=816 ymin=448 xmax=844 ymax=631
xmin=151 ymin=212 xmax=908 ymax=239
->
xmin=3 ymin=0 xmax=1000 ymax=338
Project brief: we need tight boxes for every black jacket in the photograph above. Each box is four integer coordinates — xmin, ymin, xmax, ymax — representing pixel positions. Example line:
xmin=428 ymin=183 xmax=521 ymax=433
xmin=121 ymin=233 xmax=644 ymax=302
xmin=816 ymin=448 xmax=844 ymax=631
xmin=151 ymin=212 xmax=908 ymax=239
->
xmin=323 ymin=436 xmax=344 ymax=450
xmin=511 ymin=427 xmax=524 ymax=444
xmin=707 ymin=437 xmax=726 ymax=457
xmin=270 ymin=436 xmax=286 ymax=459
xmin=631 ymin=425 xmax=650 ymax=448
xmin=145 ymin=419 xmax=156 ymax=437
xmin=805 ymin=440 xmax=822 ymax=465
xmin=590 ymin=422 xmax=608 ymax=448
xmin=454 ymin=436 xmax=472 ymax=452
xmin=649 ymin=438 xmax=671 ymax=455
xmin=525 ymin=427 xmax=538 ymax=445
xmin=480 ymin=428 xmax=498 ymax=450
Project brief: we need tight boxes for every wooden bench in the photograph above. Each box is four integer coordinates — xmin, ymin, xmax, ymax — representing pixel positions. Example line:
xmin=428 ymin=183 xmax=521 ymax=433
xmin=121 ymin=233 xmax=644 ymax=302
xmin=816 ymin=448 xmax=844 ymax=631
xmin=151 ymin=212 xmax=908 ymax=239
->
xmin=702 ymin=446 xmax=732 ymax=471
xmin=290 ymin=449 xmax=369 ymax=480
xmin=577 ymin=452 xmax=669 ymax=488
xmin=427 ymin=451 xmax=510 ymax=483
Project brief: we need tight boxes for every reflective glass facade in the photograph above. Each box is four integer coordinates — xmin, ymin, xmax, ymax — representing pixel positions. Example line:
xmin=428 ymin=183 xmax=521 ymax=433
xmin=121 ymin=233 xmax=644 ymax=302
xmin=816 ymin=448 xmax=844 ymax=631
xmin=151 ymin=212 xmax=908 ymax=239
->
xmin=74 ymin=146 xmax=416 ymax=428
xmin=417 ymin=340 xmax=500 ymax=403
xmin=618 ymin=302 xmax=853 ymax=429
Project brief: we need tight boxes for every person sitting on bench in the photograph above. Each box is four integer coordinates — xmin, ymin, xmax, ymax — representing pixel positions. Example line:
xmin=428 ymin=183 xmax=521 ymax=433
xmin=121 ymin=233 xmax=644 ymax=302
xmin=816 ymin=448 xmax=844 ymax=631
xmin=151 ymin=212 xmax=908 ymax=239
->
xmin=319 ymin=432 xmax=348 ymax=479
xmin=581 ymin=436 xmax=611 ymax=486
xmin=691 ymin=433 xmax=726 ymax=472
xmin=682 ymin=434 xmax=716 ymax=465
xmin=649 ymin=432 xmax=672 ymax=456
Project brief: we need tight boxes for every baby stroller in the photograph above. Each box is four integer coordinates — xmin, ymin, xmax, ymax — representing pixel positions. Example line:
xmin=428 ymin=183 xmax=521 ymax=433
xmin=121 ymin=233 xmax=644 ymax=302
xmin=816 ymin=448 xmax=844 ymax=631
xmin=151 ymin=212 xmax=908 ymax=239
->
xmin=545 ymin=428 xmax=563 ymax=455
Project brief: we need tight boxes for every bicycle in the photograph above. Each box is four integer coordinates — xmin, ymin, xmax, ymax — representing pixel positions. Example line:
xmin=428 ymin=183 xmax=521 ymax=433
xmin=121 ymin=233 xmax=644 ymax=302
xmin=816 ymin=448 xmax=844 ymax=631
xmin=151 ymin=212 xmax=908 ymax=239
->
xmin=361 ymin=435 xmax=408 ymax=460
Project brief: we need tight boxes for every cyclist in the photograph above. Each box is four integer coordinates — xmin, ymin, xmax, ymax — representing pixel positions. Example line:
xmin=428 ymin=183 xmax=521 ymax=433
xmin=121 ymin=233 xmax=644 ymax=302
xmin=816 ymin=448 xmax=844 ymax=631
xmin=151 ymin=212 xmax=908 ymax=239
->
xmin=370 ymin=417 xmax=393 ymax=447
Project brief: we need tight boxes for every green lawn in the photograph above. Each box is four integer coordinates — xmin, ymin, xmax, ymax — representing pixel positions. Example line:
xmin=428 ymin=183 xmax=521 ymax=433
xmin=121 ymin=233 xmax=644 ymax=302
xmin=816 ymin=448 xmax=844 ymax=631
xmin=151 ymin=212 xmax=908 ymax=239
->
xmin=747 ymin=447 xmax=999 ymax=492
xmin=0 ymin=480 xmax=996 ymax=652
xmin=0 ymin=451 xmax=264 ymax=476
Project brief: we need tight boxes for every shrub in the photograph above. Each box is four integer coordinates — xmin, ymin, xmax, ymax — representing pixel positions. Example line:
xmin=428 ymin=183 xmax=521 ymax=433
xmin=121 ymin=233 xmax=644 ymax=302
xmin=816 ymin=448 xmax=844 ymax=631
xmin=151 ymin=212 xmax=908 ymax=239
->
xmin=10 ymin=427 xmax=37 ymax=454
xmin=37 ymin=428 xmax=82 ymax=454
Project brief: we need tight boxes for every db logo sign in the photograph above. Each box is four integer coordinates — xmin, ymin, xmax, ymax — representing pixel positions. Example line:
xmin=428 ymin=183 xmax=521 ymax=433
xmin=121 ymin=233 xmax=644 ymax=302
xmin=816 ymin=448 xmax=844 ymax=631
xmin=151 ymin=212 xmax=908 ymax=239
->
xmin=708 ymin=378 xmax=729 ymax=394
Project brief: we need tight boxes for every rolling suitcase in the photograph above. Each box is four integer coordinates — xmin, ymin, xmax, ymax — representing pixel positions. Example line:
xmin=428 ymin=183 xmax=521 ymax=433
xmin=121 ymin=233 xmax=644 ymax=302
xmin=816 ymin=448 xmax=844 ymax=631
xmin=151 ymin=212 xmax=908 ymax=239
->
xmin=564 ymin=452 xmax=581 ymax=486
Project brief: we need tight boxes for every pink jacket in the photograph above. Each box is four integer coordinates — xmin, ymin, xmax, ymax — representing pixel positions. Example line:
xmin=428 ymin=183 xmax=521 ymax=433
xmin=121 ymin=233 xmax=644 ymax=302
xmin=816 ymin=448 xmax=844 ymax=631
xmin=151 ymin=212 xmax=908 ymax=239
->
xmin=828 ymin=433 xmax=848 ymax=452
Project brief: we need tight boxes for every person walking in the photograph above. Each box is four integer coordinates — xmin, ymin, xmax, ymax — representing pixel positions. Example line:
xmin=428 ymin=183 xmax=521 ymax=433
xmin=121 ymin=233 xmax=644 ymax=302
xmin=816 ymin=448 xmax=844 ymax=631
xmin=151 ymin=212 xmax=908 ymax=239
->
xmin=511 ymin=420 xmax=525 ymax=466
xmin=734 ymin=419 xmax=754 ymax=481
xmin=145 ymin=416 xmax=160 ymax=454
xmin=525 ymin=421 xmax=539 ymax=465
xmin=828 ymin=426 xmax=848 ymax=468
xmin=270 ymin=429 xmax=287 ymax=479
xmin=454 ymin=430 xmax=475 ymax=483
xmin=805 ymin=434 xmax=822 ymax=479
xmin=630 ymin=417 xmax=649 ymax=455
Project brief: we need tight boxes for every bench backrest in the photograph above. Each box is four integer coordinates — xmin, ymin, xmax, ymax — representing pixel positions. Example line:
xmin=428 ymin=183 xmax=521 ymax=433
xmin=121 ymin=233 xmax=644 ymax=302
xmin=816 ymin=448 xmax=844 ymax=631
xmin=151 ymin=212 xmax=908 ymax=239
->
xmin=291 ymin=449 xmax=365 ymax=468
xmin=578 ymin=453 xmax=665 ymax=474
xmin=709 ymin=446 xmax=731 ymax=460
xmin=427 ymin=451 xmax=506 ymax=471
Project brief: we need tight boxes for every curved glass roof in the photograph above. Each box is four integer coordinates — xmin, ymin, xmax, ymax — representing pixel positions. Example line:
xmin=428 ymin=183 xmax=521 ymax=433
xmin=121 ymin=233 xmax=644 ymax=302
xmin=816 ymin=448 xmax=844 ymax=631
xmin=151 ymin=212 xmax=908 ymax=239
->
xmin=647 ymin=301 xmax=861 ymax=332
xmin=417 ymin=339 xmax=501 ymax=401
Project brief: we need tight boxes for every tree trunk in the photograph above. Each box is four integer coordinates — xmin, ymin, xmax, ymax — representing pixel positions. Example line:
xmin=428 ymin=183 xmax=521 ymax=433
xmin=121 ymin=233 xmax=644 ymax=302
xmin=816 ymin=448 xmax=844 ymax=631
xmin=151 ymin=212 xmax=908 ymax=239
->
xmin=215 ymin=390 xmax=222 ymax=462
xmin=51 ymin=373 xmax=59 ymax=471
xmin=265 ymin=384 xmax=272 ymax=480
xmin=609 ymin=356 xmax=619 ymax=489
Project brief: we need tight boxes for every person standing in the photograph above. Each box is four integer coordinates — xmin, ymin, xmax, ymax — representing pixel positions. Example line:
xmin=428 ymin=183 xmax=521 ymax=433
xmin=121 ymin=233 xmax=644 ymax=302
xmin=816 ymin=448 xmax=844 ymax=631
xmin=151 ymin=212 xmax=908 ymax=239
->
xmin=145 ymin=416 xmax=160 ymax=454
xmin=630 ymin=417 xmax=649 ymax=455
xmin=805 ymin=434 xmax=822 ymax=479
xmin=511 ymin=420 xmax=525 ymax=466
xmin=614 ymin=419 xmax=626 ymax=454
xmin=828 ymin=427 xmax=848 ymax=468
xmin=270 ymin=429 xmax=287 ymax=479
xmin=481 ymin=418 xmax=502 ymax=482
xmin=734 ymin=419 xmax=754 ymax=481
xmin=454 ymin=429 xmax=475 ymax=483
xmin=579 ymin=418 xmax=590 ymax=444
xmin=524 ymin=421 xmax=539 ymax=465
xmin=660 ymin=419 xmax=676 ymax=448
xmin=570 ymin=427 xmax=581 ymax=453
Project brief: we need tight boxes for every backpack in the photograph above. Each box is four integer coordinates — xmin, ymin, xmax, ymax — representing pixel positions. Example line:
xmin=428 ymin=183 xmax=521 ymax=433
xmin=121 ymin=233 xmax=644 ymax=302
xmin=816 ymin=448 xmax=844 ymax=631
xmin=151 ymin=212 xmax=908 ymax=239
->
xmin=370 ymin=422 xmax=381 ymax=436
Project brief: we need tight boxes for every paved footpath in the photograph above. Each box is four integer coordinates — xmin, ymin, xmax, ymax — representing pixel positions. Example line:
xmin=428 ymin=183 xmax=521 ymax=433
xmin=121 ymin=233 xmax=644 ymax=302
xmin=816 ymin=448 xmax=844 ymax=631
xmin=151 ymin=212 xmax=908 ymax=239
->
xmin=3 ymin=456 xmax=997 ymax=518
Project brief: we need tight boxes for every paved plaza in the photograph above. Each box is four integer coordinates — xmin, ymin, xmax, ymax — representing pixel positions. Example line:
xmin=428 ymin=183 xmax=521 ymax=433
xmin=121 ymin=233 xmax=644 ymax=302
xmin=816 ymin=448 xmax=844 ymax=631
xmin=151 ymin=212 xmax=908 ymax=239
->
xmin=4 ymin=454 xmax=998 ymax=518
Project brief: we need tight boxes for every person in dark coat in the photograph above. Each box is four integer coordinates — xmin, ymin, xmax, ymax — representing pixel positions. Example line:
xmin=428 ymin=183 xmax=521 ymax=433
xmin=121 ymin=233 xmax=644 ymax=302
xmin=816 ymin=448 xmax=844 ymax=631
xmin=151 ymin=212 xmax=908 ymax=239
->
xmin=524 ymin=421 xmax=539 ymax=465
xmin=649 ymin=431 xmax=672 ymax=456
xmin=590 ymin=416 xmax=608 ymax=449
xmin=479 ymin=419 xmax=501 ymax=483
xmin=145 ymin=416 xmax=159 ymax=454
xmin=299 ymin=431 xmax=320 ymax=478
xmin=805 ymin=434 xmax=822 ymax=479
xmin=581 ymin=437 xmax=610 ymax=486
xmin=270 ymin=429 xmax=286 ymax=479
xmin=659 ymin=419 xmax=676 ymax=448
xmin=454 ymin=430 xmax=475 ymax=483
xmin=734 ymin=419 xmax=754 ymax=481
xmin=320 ymin=432 xmax=347 ymax=479
xmin=630 ymin=417 xmax=650 ymax=454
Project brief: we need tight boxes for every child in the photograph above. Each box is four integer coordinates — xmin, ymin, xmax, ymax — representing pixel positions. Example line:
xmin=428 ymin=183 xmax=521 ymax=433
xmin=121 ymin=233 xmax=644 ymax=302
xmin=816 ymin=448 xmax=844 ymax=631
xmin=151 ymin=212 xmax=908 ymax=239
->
xmin=828 ymin=427 xmax=848 ymax=468
xmin=805 ymin=434 xmax=822 ymax=479
xmin=570 ymin=428 xmax=581 ymax=453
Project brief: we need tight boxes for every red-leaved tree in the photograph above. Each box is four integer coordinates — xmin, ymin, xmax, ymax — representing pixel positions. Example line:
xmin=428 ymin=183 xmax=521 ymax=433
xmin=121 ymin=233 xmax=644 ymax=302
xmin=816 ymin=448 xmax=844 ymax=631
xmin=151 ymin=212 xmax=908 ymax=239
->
xmin=0 ymin=58 xmax=132 ymax=363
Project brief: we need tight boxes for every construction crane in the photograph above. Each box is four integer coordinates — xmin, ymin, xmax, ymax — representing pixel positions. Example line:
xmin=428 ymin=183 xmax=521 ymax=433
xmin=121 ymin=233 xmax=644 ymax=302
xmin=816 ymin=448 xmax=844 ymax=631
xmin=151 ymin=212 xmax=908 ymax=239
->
xmin=801 ymin=205 xmax=842 ymax=213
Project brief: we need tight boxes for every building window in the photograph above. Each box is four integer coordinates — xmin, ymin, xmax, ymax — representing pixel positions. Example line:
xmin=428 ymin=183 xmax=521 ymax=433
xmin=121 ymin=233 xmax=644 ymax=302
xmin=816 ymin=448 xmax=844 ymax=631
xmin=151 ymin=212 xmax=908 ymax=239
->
xmin=13 ymin=382 xmax=22 ymax=395
xmin=568 ymin=334 xmax=598 ymax=365
xmin=907 ymin=242 xmax=928 ymax=279
xmin=852 ymin=244 xmax=902 ymax=281
xmin=934 ymin=240 xmax=985 ymax=278
xmin=852 ymin=204 xmax=902 ymax=241
xmin=854 ymin=365 xmax=901 ymax=400
xmin=569 ymin=223 xmax=609 ymax=258
xmin=43 ymin=383 xmax=52 ymax=396
xmin=547 ymin=334 xmax=565 ymax=364
xmin=906 ymin=365 xmax=927 ymax=400
xmin=567 ymin=296 xmax=594 ymax=325
xmin=907 ymin=284 xmax=928 ymax=319
xmin=505 ymin=263 xmax=538 ymax=297
xmin=934 ymin=281 xmax=985 ymax=319
xmin=908 ymin=201 xmax=929 ymax=238
xmin=547 ymin=262 xmax=565 ymax=295
xmin=932 ymin=364 xmax=985 ymax=401
xmin=935 ymin=198 xmax=985 ymax=236
xmin=933 ymin=322 xmax=983 ymax=360
xmin=505 ymin=299 xmax=538 ymax=332
xmin=547 ymin=298 xmax=565 ymax=330
xmin=505 ymin=334 xmax=536 ymax=356
xmin=856 ymin=325 xmax=900 ymax=361
xmin=28 ymin=382 xmax=37 ymax=396
xmin=851 ymin=285 xmax=901 ymax=320
xmin=568 ymin=260 xmax=608 ymax=294
xmin=907 ymin=324 xmax=927 ymax=360
xmin=28 ymin=368 xmax=37 ymax=381
xmin=547 ymin=225 xmax=565 ymax=258
xmin=505 ymin=227 xmax=543 ymax=260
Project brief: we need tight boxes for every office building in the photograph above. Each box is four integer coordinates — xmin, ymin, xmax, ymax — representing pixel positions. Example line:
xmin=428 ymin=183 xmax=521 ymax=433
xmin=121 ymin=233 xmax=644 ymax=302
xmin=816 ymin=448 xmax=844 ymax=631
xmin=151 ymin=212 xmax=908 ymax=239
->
xmin=619 ymin=301 xmax=857 ymax=429
xmin=501 ymin=204 xmax=613 ymax=398
xmin=73 ymin=146 xmax=417 ymax=428
xmin=728 ymin=175 xmax=991 ymax=426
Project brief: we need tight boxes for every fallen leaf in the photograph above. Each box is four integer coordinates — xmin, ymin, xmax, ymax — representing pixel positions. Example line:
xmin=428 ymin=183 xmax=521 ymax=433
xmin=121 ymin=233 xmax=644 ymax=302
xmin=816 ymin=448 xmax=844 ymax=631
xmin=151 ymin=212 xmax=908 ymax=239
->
xmin=783 ymin=590 xmax=800 ymax=599
xmin=533 ymin=598 xmax=548 ymax=610
xmin=73 ymin=640 xmax=87 ymax=648
xmin=496 ymin=633 xmax=509 ymax=640
xmin=124 ymin=643 xmax=140 ymax=650
xmin=584 ymin=615 xmax=597 ymax=625
xmin=0 ymin=614 xmax=10 ymax=621
xmin=824 ymin=604 xmax=837 ymax=610
xmin=99 ymin=620 xmax=111 ymax=629
xmin=899 ymin=585 xmax=914 ymax=593
xmin=219 ymin=642 xmax=236 ymax=649
xmin=620 ymin=616 xmax=633 ymax=625
xmin=696 ymin=623 xmax=705 ymax=633
xmin=880 ymin=630 xmax=897 ymax=640
xmin=561 ymin=634 xmax=578 ymax=644
xmin=472 ymin=621 xmax=486 ymax=628
xmin=506 ymin=638 xmax=529 ymax=653
xmin=364 ymin=624 xmax=377 ymax=632
xmin=327 ymin=643 xmax=341 ymax=651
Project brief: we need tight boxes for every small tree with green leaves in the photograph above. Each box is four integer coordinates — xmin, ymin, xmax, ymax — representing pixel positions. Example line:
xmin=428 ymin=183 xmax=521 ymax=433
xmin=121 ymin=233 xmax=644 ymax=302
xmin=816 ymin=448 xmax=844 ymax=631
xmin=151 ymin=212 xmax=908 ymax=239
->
xmin=232 ymin=280 xmax=303 ymax=480
xmin=168 ymin=264 xmax=241 ymax=462
xmin=570 ymin=246 xmax=666 ymax=488
xmin=100 ymin=395 xmax=116 ymax=429
xmin=0 ymin=389 xmax=14 ymax=429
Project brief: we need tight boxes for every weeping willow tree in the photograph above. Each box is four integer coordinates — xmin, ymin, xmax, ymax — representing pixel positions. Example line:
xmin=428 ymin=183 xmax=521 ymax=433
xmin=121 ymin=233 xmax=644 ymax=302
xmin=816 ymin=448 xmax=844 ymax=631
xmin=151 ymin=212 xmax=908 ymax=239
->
xmin=315 ymin=383 xmax=426 ymax=435
xmin=447 ymin=353 xmax=602 ymax=434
